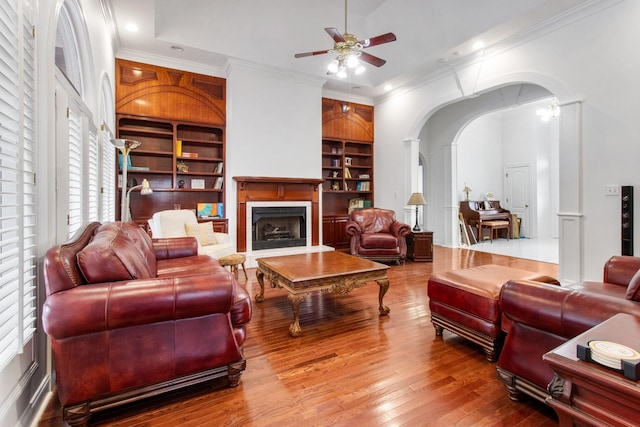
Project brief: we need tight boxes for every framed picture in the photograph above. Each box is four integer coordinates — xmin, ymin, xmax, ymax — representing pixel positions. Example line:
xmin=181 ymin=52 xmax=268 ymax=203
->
xmin=191 ymin=179 xmax=205 ymax=189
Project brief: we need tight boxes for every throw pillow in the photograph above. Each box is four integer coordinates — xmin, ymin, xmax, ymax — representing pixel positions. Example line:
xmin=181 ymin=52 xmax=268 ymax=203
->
xmin=626 ymin=269 xmax=640 ymax=300
xmin=77 ymin=222 xmax=155 ymax=283
xmin=185 ymin=222 xmax=217 ymax=246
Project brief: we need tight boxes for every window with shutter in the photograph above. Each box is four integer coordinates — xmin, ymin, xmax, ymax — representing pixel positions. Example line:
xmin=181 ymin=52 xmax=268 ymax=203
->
xmin=0 ymin=0 xmax=37 ymax=371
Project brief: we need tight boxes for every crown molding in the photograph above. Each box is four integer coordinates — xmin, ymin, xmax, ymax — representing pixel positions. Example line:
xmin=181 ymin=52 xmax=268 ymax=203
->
xmin=377 ymin=0 xmax=623 ymax=104
xmin=225 ymin=58 xmax=326 ymax=89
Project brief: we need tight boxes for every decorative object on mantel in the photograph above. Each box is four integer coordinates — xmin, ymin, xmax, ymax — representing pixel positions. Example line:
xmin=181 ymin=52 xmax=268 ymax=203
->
xmin=463 ymin=183 xmax=472 ymax=201
xmin=407 ymin=192 xmax=427 ymax=232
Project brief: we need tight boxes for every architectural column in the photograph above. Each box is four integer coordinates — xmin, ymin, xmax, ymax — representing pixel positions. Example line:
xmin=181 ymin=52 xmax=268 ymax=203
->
xmin=444 ymin=142 xmax=459 ymax=247
xmin=403 ymin=138 xmax=420 ymax=226
xmin=557 ymin=101 xmax=583 ymax=283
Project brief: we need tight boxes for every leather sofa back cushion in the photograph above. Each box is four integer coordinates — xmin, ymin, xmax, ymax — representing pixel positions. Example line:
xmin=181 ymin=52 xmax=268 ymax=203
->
xmin=77 ymin=222 xmax=156 ymax=283
xmin=352 ymin=209 xmax=395 ymax=234
xmin=626 ymin=269 xmax=640 ymax=300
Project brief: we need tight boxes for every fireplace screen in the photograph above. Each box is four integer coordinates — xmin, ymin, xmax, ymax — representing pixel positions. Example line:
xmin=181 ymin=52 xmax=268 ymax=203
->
xmin=252 ymin=206 xmax=307 ymax=250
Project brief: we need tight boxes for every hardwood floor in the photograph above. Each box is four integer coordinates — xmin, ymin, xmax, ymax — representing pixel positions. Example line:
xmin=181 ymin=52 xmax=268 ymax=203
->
xmin=38 ymin=246 xmax=559 ymax=426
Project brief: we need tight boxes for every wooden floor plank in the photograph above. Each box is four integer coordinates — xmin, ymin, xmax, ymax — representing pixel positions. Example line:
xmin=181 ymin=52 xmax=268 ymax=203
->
xmin=37 ymin=246 xmax=559 ymax=426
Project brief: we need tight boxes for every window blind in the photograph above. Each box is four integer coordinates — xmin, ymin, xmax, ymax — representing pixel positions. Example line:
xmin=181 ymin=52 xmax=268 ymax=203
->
xmin=0 ymin=0 xmax=36 ymax=370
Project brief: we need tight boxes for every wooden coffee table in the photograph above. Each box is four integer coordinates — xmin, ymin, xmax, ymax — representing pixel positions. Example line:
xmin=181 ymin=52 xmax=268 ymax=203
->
xmin=255 ymin=251 xmax=390 ymax=337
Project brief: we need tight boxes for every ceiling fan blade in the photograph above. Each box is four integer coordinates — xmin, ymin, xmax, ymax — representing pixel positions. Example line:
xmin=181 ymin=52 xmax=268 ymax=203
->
xmin=325 ymin=27 xmax=345 ymax=43
xmin=360 ymin=32 xmax=397 ymax=48
xmin=359 ymin=52 xmax=386 ymax=67
xmin=294 ymin=49 xmax=330 ymax=58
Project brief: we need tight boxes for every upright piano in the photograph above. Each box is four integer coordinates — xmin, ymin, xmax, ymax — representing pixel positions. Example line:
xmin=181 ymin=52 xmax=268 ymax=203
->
xmin=459 ymin=200 xmax=511 ymax=242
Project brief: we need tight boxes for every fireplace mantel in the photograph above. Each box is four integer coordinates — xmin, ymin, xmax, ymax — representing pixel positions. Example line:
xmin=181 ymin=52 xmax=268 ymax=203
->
xmin=233 ymin=176 xmax=324 ymax=252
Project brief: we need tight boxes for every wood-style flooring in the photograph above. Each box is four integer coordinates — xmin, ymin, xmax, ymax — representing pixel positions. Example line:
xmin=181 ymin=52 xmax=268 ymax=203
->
xmin=38 ymin=246 xmax=559 ymax=426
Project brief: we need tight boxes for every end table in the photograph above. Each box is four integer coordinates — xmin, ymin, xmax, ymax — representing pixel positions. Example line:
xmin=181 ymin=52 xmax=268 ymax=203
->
xmin=407 ymin=231 xmax=433 ymax=262
xmin=543 ymin=313 xmax=640 ymax=426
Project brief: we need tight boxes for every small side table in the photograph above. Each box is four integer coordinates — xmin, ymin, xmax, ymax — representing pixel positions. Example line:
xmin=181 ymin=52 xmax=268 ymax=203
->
xmin=543 ymin=313 xmax=640 ymax=426
xmin=218 ymin=253 xmax=248 ymax=279
xmin=407 ymin=231 xmax=433 ymax=262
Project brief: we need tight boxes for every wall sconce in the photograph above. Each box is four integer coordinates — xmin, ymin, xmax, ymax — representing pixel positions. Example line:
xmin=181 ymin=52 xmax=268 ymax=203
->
xmin=536 ymin=97 xmax=560 ymax=122
xmin=341 ymin=103 xmax=350 ymax=113
xmin=407 ymin=192 xmax=427 ymax=231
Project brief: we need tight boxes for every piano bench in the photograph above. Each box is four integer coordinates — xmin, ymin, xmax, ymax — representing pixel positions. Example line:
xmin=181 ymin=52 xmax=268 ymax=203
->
xmin=480 ymin=220 xmax=510 ymax=242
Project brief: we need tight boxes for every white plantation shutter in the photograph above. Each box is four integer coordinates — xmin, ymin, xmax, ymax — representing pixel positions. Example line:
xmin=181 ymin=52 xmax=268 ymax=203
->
xmin=0 ymin=0 xmax=36 ymax=370
xmin=67 ymin=104 xmax=83 ymax=237
xmin=87 ymin=124 xmax=99 ymax=221
xmin=101 ymin=126 xmax=115 ymax=222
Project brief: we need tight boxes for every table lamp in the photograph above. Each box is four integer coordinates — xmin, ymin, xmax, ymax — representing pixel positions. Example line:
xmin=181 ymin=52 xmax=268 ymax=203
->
xmin=407 ymin=192 xmax=427 ymax=232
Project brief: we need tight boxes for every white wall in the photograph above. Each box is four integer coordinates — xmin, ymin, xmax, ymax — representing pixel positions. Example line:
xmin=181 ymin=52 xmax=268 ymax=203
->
xmin=225 ymin=61 xmax=325 ymax=245
xmin=457 ymin=114 xmax=504 ymax=202
xmin=375 ymin=0 xmax=639 ymax=280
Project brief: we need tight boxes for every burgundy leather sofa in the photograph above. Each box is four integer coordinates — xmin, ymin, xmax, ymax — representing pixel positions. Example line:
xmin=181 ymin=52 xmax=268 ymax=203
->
xmin=42 ymin=222 xmax=252 ymax=427
xmin=496 ymin=255 xmax=640 ymax=403
xmin=346 ymin=208 xmax=412 ymax=264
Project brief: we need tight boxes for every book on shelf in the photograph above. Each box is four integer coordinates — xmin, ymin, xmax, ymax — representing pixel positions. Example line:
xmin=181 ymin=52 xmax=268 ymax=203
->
xmin=344 ymin=167 xmax=352 ymax=178
xmin=214 ymin=162 xmax=223 ymax=174
xmin=348 ymin=197 xmax=365 ymax=214
xmin=181 ymin=152 xmax=199 ymax=158
xmin=128 ymin=166 xmax=150 ymax=171
xmin=197 ymin=202 xmax=224 ymax=218
xmin=214 ymin=176 xmax=224 ymax=189
xmin=358 ymin=174 xmax=370 ymax=179
xmin=356 ymin=181 xmax=370 ymax=191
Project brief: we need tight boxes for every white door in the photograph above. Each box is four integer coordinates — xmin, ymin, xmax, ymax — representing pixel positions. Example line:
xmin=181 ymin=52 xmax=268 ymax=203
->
xmin=504 ymin=165 xmax=531 ymax=238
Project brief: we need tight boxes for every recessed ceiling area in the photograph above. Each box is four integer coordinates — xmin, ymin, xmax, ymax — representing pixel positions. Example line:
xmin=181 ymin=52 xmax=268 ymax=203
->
xmin=109 ymin=0 xmax=591 ymax=99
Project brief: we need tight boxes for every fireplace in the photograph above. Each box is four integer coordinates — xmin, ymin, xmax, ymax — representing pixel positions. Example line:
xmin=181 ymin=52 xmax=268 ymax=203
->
xmin=234 ymin=176 xmax=323 ymax=252
xmin=252 ymin=206 xmax=307 ymax=250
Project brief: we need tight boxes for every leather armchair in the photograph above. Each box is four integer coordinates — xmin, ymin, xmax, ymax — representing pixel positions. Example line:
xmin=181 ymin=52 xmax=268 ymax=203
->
xmin=346 ymin=208 xmax=412 ymax=264
xmin=496 ymin=255 xmax=640 ymax=403
xmin=42 ymin=221 xmax=252 ymax=427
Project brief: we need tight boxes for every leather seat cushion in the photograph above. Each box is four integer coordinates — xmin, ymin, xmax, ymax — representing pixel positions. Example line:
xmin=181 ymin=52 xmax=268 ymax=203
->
xmin=361 ymin=233 xmax=398 ymax=249
xmin=428 ymin=265 xmax=559 ymax=322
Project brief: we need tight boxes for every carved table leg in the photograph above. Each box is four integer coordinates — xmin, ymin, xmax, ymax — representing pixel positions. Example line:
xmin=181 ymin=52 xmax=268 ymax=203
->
xmin=287 ymin=293 xmax=308 ymax=337
xmin=255 ymin=269 xmax=265 ymax=302
xmin=376 ymin=278 xmax=390 ymax=315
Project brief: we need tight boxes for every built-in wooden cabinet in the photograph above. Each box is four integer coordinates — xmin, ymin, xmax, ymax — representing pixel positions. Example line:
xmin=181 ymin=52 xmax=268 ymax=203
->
xmin=322 ymin=98 xmax=374 ymax=248
xmin=115 ymin=59 xmax=226 ymax=226
xmin=322 ymin=215 xmax=350 ymax=250
xmin=116 ymin=114 xmax=225 ymax=224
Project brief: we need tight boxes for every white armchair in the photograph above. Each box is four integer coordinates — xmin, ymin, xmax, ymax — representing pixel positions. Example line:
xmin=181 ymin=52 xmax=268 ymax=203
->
xmin=148 ymin=209 xmax=235 ymax=259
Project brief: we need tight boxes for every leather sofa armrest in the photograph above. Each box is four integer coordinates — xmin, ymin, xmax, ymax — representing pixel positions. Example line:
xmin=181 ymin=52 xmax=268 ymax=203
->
xmin=345 ymin=220 xmax=361 ymax=236
xmin=500 ymin=279 xmax=640 ymax=339
xmin=603 ymin=255 xmax=640 ymax=286
xmin=390 ymin=221 xmax=412 ymax=237
xmin=152 ymin=237 xmax=198 ymax=259
xmin=43 ymin=272 xmax=235 ymax=339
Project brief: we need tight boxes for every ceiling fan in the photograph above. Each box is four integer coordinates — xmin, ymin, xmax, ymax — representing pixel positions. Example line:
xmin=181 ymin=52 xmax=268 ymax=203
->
xmin=294 ymin=0 xmax=396 ymax=77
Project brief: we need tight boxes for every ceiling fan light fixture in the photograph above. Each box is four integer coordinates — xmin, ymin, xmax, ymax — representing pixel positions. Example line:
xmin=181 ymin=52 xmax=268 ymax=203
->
xmin=328 ymin=60 xmax=340 ymax=73
xmin=346 ymin=54 xmax=359 ymax=68
xmin=355 ymin=65 xmax=365 ymax=75
xmin=337 ymin=68 xmax=348 ymax=78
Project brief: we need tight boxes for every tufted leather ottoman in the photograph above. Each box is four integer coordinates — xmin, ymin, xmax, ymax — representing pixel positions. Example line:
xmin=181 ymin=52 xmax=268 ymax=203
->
xmin=428 ymin=265 xmax=559 ymax=361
